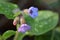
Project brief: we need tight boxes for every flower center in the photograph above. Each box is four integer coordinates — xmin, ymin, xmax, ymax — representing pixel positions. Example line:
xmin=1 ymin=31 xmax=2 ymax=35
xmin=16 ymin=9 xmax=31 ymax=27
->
xmin=30 ymin=10 xmax=33 ymax=14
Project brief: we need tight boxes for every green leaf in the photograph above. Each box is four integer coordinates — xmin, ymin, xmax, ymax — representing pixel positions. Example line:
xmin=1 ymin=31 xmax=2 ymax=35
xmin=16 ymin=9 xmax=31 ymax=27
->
xmin=35 ymin=30 xmax=60 ymax=40
xmin=0 ymin=1 xmax=18 ymax=19
xmin=24 ymin=10 xmax=59 ymax=35
xmin=2 ymin=30 xmax=16 ymax=40
xmin=0 ymin=35 xmax=2 ymax=40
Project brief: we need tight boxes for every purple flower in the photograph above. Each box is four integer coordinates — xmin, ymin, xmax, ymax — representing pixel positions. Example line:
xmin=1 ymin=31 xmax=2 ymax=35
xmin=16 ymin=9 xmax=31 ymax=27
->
xmin=18 ymin=24 xmax=31 ymax=33
xmin=28 ymin=6 xmax=38 ymax=18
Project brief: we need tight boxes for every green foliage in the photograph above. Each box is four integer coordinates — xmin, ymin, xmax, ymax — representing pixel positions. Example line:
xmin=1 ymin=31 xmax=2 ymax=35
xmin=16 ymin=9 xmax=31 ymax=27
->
xmin=0 ymin=1 xmax=18 ymax=19
xmin=0 ymin=35 xmax=2 ymax=40
xmin=24 ymin=10 xmax=58 ymax=35
xmin=2 ymin=30 xmax=16 ymax=40
xmin=35 ymin=30 xmax=60 ymax=40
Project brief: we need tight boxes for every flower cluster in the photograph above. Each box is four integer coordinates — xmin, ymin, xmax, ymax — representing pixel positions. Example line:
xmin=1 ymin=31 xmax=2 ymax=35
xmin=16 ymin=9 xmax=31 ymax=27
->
xmin=13 ymin=6 xmax=38 ymax=33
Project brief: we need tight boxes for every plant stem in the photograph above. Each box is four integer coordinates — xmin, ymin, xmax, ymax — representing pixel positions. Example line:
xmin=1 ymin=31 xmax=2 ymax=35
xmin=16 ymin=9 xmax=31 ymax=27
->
xmin=13 ymin=24 xmax=20 ymax=40
xmin=14 ymin=31 xmax=26 ymax=40
xmin=14 ymin=31 xmax=19 ymax=40
xmin=51 ymin=28 xmax=55 ymax=40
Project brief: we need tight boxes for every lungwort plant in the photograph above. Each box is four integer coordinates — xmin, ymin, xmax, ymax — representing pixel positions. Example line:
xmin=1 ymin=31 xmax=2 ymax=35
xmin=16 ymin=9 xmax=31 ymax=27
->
xmin=0 ymin=0 xmax=59 ymax=40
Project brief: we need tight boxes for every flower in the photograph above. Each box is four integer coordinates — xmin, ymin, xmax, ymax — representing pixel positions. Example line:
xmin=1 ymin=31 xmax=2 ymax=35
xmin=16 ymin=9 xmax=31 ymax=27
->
xmin=18 ymin=24 xmax=31 ymax=33
xmin=28 ymin=6 xmax=38 ymax=18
